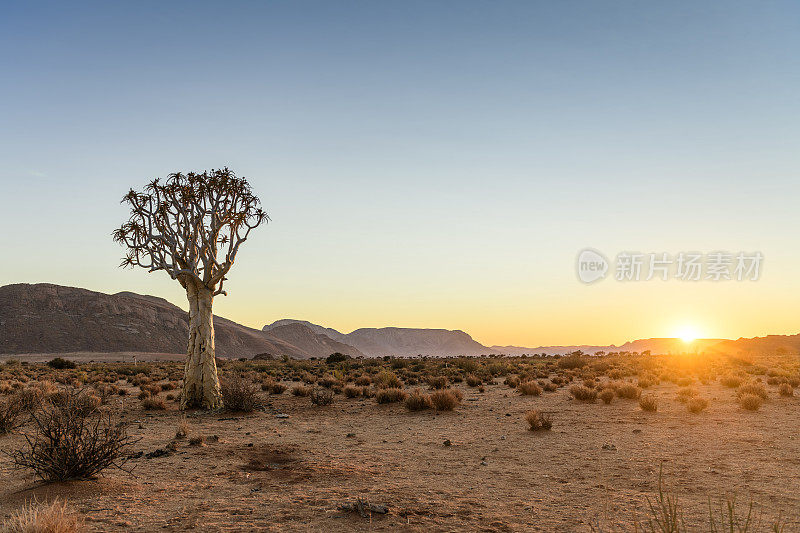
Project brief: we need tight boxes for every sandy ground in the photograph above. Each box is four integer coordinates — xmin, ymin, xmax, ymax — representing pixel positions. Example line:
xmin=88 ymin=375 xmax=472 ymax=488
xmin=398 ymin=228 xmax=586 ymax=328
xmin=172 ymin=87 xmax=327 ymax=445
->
xmin=1 ymin=378 xmax=798 ymax=532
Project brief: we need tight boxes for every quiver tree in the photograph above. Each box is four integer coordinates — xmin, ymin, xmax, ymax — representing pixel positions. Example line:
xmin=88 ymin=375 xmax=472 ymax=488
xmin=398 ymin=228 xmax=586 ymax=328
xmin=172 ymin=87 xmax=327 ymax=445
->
xmin=113 ymin=168 xmax=268 ymax=409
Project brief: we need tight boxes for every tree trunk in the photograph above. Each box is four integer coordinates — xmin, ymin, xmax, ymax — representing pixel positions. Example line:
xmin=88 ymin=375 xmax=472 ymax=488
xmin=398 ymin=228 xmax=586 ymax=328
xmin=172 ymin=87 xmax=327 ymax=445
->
xmin=181 ymin=281 xmax=222 ymax=409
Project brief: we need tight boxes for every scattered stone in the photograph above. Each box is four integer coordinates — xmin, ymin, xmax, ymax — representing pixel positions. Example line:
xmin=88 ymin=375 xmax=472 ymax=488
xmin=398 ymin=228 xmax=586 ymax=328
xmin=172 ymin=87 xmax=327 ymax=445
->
xmin=500 ymin=435 xmax=506 ymax=440
xmin=480 ymin=461 xmax=488 ymax=466
xmin=443 ymin=439 xmax=452 ymax=447
xmin=276 ymin=413 xmax=289 ymax=419
xmin=338 ymin=498 xmax=389 ymax=518
xmin=207 ymin=435 xmax=220 ymax=443
xmin=346 ymin=433 xmax=356 ymax=438
xmin=633 ymin=429 xmax=642 ymax=434
xmin=602 ymin=443 xmax=617 ymax=451
xmin=145 ymin=448 xmax=171 ymax=459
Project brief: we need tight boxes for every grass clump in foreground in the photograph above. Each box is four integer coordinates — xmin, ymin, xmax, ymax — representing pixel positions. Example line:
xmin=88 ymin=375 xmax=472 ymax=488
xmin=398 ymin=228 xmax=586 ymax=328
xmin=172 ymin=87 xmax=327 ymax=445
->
xmin=569 ymin=385 xmax=597 ymax=402
xmin=1 ymin=498 xmax=83 ymax=533
xmin=639 ymin=394 xmax=658 ymax=412
xmin=220 ymin=374 xmax=261 ymax=412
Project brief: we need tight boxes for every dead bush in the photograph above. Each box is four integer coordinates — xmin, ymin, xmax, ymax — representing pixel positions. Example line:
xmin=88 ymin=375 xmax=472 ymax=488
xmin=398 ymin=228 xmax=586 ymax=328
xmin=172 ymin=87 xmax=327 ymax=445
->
xmin=374 ymin=371 xmax=402 ymax=389
xmin=221 ymin=374 xmax=262 ymax=412
xmin=720 ymin=374 xmax=743 ymax=388
xmin=375 ymin=388 xmax=407 ymax=404
xmin=0 ymin=394 xmax=25 ymax=435
xmin=517 ymin=381 xmax=542 ymax=396
xmin=687 ymin=397 xmax=709 ymax=413
xmin=505 ymin=375 xmax=520 ymax=388
xmin=310 ymin=388 xmax=334 ymax=406
xmin=427 ymin=376 xmax=449 ymax=390
xmin=778 ymin=383 xmax=794 ymax=397
xmin=1 ymin=498 xmax=82 ymax=532
xmin=524 ymin=409 xmax=552 ymax=431
xmin=598 ymin=388 xmax=615 ymax=404
xmin=736 ymin=382 xmax=768 ymax=400
xmin=430 ymin=389 xmax=461 ymax=411
xmin=141 ymin=397 xmax=167 ymax=410
xmin=569 ymin=385 xmax=597 ymax=402
xmin=739 ymin=393 xmax=763 ymax=411
xmin=615 ymin=383 xmax=642 ymax=400
xmin=639 ymin=394 xmax=658 ymax=412
xmin=675 ymin=387 xmax=697 ymax=403
xmin=9 ymin=400 xmax=137 ymax=481
xmin=343 ymin=385 xmax=361 ymax=398
xmin=404 ymin=389 xmax=433 ymax=411
xmin=291 ymin=384 xmax=311 ymax=397
xmin=465 ymin=374 xmax=482 ymax=387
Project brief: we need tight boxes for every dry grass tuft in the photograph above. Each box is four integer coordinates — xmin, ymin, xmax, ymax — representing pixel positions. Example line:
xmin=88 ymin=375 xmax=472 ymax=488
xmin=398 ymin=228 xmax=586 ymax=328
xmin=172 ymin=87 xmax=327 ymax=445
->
xmin=615 ymin=383 xmax=642 ymax=400
xmin=639 ymin=394 xmax=658 ymax=412
xmin=141 ymin=396 xmax=167 ymax=410
xmin=291 ymin=384 xmax=311 ymax=397
xmin=569 ymin=385 xmax=597 ymax=402
xmin=375 ymin=388 xmax=407 ymax=404
xmin=778 ymin=383 xmax=794 ymax=397
xmin=430 ymin=389 xmax=462 ymax=411
xmin=739 ymin=393 xmax=763 ymax=411
xmin=517 ymin=381 xmax=542 ymax=396
xmin=687 ymin=397 xmax=709 ymax=414
xmin=404 ymin=388 xmax=433 ymax=411
xmin=0 ymin=394 xmax=25 ymax=435
xmin=310 ymin=388 xmax=334 ymax=406
xmin=221 ymin=374 xmax=262 ymax=412
xmin=598 ymin=388 xmax=615 ymax=404
xmin=524 ymin=409 xmax=552 ymax=431
xmin=1 ymin=498 xmax=82 ymax=533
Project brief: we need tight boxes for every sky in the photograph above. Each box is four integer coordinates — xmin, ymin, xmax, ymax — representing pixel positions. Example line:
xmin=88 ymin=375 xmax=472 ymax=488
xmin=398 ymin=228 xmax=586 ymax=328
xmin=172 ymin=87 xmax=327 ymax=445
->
xmin=1 ymin=1 xmax=799 ymax=348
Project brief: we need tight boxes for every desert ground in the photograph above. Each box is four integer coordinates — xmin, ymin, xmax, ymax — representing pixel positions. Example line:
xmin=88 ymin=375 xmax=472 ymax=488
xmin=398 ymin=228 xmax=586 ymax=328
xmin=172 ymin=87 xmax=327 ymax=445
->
xmin=0 ymin=353 xmax=798 ymax=532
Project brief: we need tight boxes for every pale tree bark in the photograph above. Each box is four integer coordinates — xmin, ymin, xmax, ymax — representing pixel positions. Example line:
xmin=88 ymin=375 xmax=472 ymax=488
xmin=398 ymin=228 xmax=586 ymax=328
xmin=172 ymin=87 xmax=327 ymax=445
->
xmin=181 ymin=280 xmax=222 ymax=409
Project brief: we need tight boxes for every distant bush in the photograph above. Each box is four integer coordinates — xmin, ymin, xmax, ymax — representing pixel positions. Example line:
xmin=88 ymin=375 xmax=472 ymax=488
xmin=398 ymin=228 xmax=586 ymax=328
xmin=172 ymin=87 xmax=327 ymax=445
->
xmin=427 ymin=376 xmax=448 ymax=390
xmin=0 ymin=393 xmax=25 ymax=435
xmin=639 ymin=394 xmax=658 ymax=412
xmin=310 ymin=388 xmax=334 ymax=406
xmin=517 ymin=381 xmax=542 ymax=396
xmin=778 ymin=383 xmax=794 ymax=397
xmin=291 ymin=384 xmax=311 ymax=397
xmin=524 ymin=409 xmax=552 ymax=431
xmin=739 ymin=393 xmax=763 ymax=411
xmin=465 ymin=374 xmax=482 ymax=387
xmin=598 ymin=388 xmax=615 ymax=404
xmin=569 ymin=385 xmax=597 ymax=402
xmin=221 ymin=374 xmax=261 ymax=412
xmin=736 ymin=382 xmax=768 ymax=400
xmin=374 ymin=371 xmax=402 ymax=389
xmin=687 ymin=397 xmax=709 ymax=414
xmin=343 ymin=385 xmax=362 ymax=398
xmin=47 ymin=357 xmax=77 ymax=370
xmin=142 ymin=397 xmax=167 ymax=410
xmin=375 ymin=388 xmax=407 ymax=404
xmin=720 ymin=375 xmax=743 ymax=388
xmin=505 ymin=376 xmax=520 ymax=389
xmin=326 ymin=352 xmax=348 ymax=364
xmin=615 ymin=383 xmax=642 ymax=400
xmin=557 ymin=354 xmax=586 ymax=370
xmin=404 ymin=389 xmax=433 ymax=411
xmin=430 ymin=389 xmax=462 ymax=411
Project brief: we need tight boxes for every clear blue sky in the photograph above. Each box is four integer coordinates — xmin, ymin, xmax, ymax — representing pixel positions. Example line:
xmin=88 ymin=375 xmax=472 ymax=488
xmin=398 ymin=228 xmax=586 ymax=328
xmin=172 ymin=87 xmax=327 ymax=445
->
xmin=1 ymin=2 xmax=798 ymax=346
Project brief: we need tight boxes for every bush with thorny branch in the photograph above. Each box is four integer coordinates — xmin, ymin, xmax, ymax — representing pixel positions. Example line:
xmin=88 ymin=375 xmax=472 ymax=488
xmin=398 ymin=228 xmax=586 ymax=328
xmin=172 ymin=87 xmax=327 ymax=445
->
xmin=113 ymin=168 xmax=268 ymax=409
xmin=8 ymin=390 xmax=138 ymax=482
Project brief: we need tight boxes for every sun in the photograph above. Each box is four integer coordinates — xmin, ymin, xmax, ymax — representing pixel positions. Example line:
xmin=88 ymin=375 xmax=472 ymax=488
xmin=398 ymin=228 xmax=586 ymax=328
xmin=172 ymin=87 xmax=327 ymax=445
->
xmin=675 ymin=326 xmax=700 ymax=343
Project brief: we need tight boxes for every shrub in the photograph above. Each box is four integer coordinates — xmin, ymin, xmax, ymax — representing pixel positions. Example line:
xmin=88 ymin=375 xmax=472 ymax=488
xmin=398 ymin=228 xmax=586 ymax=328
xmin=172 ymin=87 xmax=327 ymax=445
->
xmin=47 ymin=357 xmax=77 ymax=370
xmin=736 ymin=382 xmax=768 ymax=400
xmin=10 ymin=402 xmax=137 ymax=481
xmin=720 ymin=375 xmax=743 ymax=388
xmin=404 ymin=389 xmax=433 ymax=411
xmin=505 ymin=376 xmax=520 ymax=389
xmin=269 ymin=382 xmax=286 ymax=394
xmin=542 ymin=382 xmax=558 ymax=392
xmin=598 ymin=388 xmax=615 ymax=404
xmin=0 ymin=393 xmax=25 ymax=435
xmin=310 ymin=388 xmax=334 ymax=406
xmin=524 ymin=409 xmax=552 ymax=431
xmin=326 ymin=352 xmax=348 ymax=364
xmin=465 ymin=374 xmax=482 ymax=387
xmin=343 ymin=385 xmax=362 ymax=398
xmin=427 ymin=376 xmax=448 ymax=390
xmin=221 ymin=374 xmax=261 ymax=412
xmin=558 ymin=354 xmax=586 ymax=370
xmin=616 ymin=383 xmax=642 ymax=399
xmin=639 ymin=394 xmax=658 ymax=412
xmin=354 ymin=375 xmax=372 ymax=386
xmin=142 ymin=397 xmax=167 ymax=410
xmin=675 ymin=387 xmax=697 ymax=403
xmin=569 ymin=385 xmax=597 ymax=402
xmin=739 ymin=393 xmax=763 ymax=411
xmin=291 ymin=384 xmax=311 ymax=397
xmin=778 ymin=383 xmax=794 ymax=397
xmin=430 ymin=389 xmax=461 ymax=411
xmin=1 ymin=498 xmax=82 ymax=532
xmin=374 ymin=371 xmax=402 ymax=389
xmin=375 ymin=388 xmax=407 ymax=404
xmin=517 ymin=381 xmax=542 ymax=396
xmin=687 ymin=397 xmax=709 ymax=413
xmin=189 ymin=435 xmax=204 ymax=446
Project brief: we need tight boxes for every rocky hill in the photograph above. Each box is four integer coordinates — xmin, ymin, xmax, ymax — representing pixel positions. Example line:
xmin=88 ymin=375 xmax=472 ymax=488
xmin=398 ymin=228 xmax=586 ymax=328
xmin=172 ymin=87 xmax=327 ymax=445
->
xmin=0 ymin=284 xmax=354 ymax=359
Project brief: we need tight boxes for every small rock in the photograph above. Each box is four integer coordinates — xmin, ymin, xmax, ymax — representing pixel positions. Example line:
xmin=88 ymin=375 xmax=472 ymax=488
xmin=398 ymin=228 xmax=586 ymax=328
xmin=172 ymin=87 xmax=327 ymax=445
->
xmin=346 ymin=433 xmax=356 ymax=438
xmin=602 ymin=443 xmax=617 ymax=451
xmin=480 ymin=461 xmax=488 ymax=466
xmin=633 ymin=429 xmax=642 ymax=434
xmin=500 ymin=435 xmax=506 ymax=440
xmin=443 ymin=439 xmax=452 ymax=447
xmin=276 ymin=413 xmax=289 ymax=419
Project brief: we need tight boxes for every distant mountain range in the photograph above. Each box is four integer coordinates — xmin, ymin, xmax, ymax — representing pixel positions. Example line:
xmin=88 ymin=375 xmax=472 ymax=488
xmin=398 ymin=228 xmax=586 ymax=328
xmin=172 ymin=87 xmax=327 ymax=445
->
xmin=1 ymin=283 xmax=798 ymax=359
